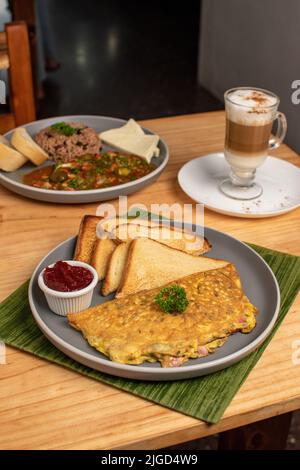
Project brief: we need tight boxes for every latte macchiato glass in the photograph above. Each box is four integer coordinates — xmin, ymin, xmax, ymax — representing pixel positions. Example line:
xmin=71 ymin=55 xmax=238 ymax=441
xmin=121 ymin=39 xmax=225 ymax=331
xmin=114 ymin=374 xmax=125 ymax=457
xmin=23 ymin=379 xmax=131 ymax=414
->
xmin=220 ymin=87 xmax=287 ymax=200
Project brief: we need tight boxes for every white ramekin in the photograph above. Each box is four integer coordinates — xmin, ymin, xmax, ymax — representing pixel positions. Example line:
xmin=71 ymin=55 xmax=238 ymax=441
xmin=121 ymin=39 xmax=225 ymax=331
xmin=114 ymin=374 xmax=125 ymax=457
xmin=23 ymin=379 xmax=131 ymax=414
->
xmin=38 ymin=260 xmax=98 ymax=316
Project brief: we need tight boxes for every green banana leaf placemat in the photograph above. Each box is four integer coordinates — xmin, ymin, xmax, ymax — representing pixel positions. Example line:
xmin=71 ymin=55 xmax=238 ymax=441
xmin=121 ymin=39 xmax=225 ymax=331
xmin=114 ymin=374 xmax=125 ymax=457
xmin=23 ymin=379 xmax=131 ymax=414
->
xmin=0 ymin=244 xmax=299 ymax=424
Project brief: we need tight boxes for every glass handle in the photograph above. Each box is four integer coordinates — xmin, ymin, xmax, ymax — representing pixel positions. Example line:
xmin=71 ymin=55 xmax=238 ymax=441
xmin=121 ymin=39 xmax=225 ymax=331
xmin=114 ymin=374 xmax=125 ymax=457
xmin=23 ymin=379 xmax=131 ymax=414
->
xmin=269 ymin=111 xmax=287 ymax=150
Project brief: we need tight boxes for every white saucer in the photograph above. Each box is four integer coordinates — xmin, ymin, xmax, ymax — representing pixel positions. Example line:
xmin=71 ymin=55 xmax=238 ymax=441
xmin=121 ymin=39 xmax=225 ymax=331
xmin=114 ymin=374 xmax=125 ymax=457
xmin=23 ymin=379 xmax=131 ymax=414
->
xmin=178 ymin=153 xmax=300 ymax=218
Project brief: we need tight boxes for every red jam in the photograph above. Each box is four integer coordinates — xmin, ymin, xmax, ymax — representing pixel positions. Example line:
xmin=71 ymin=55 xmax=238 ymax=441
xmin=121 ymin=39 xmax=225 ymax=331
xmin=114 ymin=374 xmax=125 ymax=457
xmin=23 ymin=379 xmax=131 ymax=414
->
xmin=43 ymin=261 xmax=93 ymax=292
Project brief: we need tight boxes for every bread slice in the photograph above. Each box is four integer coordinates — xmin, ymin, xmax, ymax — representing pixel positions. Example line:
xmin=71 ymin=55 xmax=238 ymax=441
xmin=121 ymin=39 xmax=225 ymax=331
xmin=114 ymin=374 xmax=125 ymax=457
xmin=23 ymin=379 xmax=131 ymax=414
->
xmin=111 ymin=222 xmax=211 ymax=255
xmin=0 ymin=136 xmax=28 ymax=171
xmin=102 ymin=241 xmax=132 ymax=296
xmin=98 ymin=215 xmax=152 ymax=237
xmin=0 ymin=135 xmax=10 ymax=146
xmin=90 ymin=237 xmax=116 ymax=280
xmin=74 ymin=215 xmax=102 ymax=263
xmin=11 ymin=127 xmax=48 ymax=165
xmin=116 ymin=238 xmax=229 ymax=298
xmin=97 ymin=216 xmax=130 ymax=237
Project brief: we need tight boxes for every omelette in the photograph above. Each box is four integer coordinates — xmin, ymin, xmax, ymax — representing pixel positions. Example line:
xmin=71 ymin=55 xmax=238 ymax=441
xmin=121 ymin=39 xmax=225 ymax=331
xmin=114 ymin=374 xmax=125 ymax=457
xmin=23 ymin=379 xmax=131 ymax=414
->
xmin=68 ymin=264 xmax=257 ymax=367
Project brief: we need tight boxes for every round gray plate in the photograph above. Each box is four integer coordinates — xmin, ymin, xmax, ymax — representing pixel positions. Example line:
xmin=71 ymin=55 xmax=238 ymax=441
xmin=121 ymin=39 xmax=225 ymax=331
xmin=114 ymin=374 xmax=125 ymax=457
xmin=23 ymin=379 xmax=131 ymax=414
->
xmin=0 ymin=115 xmax=169 ymax=204
xmin=28 ymin=225 xmax=280 ymax=381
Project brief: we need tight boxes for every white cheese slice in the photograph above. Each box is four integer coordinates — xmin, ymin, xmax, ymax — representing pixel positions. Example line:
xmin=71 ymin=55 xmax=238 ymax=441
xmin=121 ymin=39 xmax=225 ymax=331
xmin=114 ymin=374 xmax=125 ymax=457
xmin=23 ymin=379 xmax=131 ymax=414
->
xmin=124 ymin=118 xmax=145 ymax=135
xmin=153 ymin=147 xmax=160 ymax=157
xmin=100 ymin=119 xmax=160 ymax=163
xmin=101 ymin=131 xmax=159 ymax=163
xmin=126 ymin=120 xmax=160 ymax=156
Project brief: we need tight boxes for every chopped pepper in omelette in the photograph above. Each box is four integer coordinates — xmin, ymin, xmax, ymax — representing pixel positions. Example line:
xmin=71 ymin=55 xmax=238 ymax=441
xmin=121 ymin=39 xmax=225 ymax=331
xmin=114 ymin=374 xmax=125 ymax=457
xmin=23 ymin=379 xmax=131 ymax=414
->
xmin=68 ymin=264 xmax=257 ymax=368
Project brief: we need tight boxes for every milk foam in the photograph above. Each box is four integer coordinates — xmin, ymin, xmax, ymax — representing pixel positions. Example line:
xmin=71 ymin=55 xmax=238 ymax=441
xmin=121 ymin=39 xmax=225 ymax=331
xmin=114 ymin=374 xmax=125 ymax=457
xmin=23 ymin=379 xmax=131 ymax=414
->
xmin=226 ymin=89 xmax=277 ymax=126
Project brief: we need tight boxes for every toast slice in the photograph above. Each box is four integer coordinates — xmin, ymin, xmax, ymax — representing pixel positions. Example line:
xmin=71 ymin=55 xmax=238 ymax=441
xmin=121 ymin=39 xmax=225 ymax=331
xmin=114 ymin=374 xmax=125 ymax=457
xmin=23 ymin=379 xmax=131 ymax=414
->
xmin=0 ymin=135 xmax=10 ymax=147
xmin=90 ymin=237 xmax=116 ymax=280
xmin=111 ymin=222 xmax=211 ymax=255
xmin=74 ymin=215 xmax=102 ymax=263
xmin=98 ymin=215 xmax=210 ymax=255
xmin=99 ymin=215 xmax=172 ymax=234
xmin=11 ymin=127 xmax=48 ymax=165
xmin=96 ymin=216 xmax=130 ymax=238
xmin=102 ymin=241 xmax=132 ymax=296
xmin=0 ymin=135 xmax=28 ymax=171
xmin=116 ymin=238 xmax=229 ymax=298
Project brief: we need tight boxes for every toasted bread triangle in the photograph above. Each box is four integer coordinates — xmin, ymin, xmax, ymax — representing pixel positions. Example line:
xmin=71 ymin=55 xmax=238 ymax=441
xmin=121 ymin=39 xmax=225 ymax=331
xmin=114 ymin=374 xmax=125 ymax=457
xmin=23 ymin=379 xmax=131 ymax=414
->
xmin=74 ymin=215 xmax=102 ymax=263
xmin=102 ymin=241 xmax=132 ymax=296
xmin=91 ymin=237 xmax=116 ymax=280
xmin=97 ymin=216 xmax=211 ymax=255
xmin=111 ymin=222 xmax=211 ymax=255
xmin=116 ymin=238 xmax=229 ymax=298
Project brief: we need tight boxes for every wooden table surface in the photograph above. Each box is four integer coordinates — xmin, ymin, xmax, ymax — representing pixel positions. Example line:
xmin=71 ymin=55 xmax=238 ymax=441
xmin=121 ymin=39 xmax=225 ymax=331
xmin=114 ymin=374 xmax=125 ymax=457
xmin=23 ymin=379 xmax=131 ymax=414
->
xmin=0 ymin=111 xmax=300 ymax=450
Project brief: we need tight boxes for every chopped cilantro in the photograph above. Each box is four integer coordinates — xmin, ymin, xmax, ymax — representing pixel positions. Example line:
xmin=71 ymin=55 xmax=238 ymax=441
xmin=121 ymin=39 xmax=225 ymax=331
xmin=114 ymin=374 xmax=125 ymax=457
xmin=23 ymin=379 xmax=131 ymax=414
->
xmin=51 ymin=122 xmax=77 ymax=136
xmin=69 ymin=178 xmax=79 ymax=188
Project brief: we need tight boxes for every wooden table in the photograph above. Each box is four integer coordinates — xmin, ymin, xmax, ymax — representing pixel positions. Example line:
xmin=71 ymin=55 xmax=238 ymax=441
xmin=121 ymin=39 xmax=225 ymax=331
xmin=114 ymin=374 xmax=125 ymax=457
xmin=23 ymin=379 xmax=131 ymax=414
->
xmin=0 ymin=111 xmax=300 ymax=450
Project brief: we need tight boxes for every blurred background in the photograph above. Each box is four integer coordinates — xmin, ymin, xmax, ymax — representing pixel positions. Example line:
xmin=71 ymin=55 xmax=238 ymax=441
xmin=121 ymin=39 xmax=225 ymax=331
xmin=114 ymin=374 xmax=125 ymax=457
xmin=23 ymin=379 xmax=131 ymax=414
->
xmin=0 ymin=0 xmax=299 ymax=449
xmin=1 ymin=0 xmax=224 ymax=120
xmin=1 ymin=0 xmax=299 ymax=151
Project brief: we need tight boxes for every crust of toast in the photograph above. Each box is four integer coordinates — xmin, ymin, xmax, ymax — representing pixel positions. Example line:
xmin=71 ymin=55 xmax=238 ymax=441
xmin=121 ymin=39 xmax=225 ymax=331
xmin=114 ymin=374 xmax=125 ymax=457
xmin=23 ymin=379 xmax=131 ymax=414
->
xmin=111 ymin=222 xmax=211 ymax=255
xmin=90 ymin=238 xmax=116 ymax=280
xmin=116 ymin=238 xmax=228 ymax=298
xmin=102 ymin=241 xmax=132 ymax=296
xmin=98 ymin=217 xmax=211 ymax=255
xmin=96 ymin=216 xmax=138 ymax=236
xmin=74 ymin=215 xmax=102 ymax=263
xmin=11 ymin=127 xmax=48 ymax=165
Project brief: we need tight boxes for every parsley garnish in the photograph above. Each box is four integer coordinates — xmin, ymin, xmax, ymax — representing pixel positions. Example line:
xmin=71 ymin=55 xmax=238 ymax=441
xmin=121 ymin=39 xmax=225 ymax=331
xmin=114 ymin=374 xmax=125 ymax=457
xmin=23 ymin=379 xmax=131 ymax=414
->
xmin=155 ymin=285 xmax=189 ymax=314
xmin=51 ymin=122 xmax=76 ymax=136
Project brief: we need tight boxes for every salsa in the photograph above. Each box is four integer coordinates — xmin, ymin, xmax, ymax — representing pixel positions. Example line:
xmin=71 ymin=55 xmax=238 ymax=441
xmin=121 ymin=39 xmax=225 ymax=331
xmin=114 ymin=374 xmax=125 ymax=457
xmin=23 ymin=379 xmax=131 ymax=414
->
xmin=23 ymin=151 xmax=154 ymax=191
xmin=43 ymin=261 xmax=93 ymax=292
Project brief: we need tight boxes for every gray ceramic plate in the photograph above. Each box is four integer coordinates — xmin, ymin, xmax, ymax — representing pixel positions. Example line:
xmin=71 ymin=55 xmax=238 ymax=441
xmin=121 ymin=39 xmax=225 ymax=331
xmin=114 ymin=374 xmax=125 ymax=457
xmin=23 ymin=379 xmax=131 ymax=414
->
xmin=0 ymin=115 xmax=168 ymax=203
xmin=28 ymin=225 xmax=280 ymax=381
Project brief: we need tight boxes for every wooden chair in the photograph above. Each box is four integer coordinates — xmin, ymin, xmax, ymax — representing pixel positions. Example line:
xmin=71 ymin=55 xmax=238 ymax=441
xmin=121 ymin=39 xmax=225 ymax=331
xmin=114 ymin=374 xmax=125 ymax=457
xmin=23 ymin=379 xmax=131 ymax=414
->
xmin=0 ymin=21 xmax=36 ymax=134
xmin=9 ymin=0 xmax=36 ymax=28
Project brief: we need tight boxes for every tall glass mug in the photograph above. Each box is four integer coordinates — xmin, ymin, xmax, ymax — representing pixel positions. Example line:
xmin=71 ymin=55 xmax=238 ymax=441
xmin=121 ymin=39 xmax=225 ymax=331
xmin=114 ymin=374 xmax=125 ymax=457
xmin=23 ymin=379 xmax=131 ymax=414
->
xmin=220 ymin=87 xmax=287 ymax=200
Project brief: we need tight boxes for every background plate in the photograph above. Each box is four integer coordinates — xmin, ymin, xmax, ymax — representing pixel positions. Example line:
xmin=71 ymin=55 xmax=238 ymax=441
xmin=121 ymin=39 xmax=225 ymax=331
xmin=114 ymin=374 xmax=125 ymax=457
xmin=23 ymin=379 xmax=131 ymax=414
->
xmin=29 ymin=225 xmax=280 ymax=380
xmin=178 ymin=153 xmax=300 ymax=218
xmin=0 ymin=115 xmax=168 ymax=204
